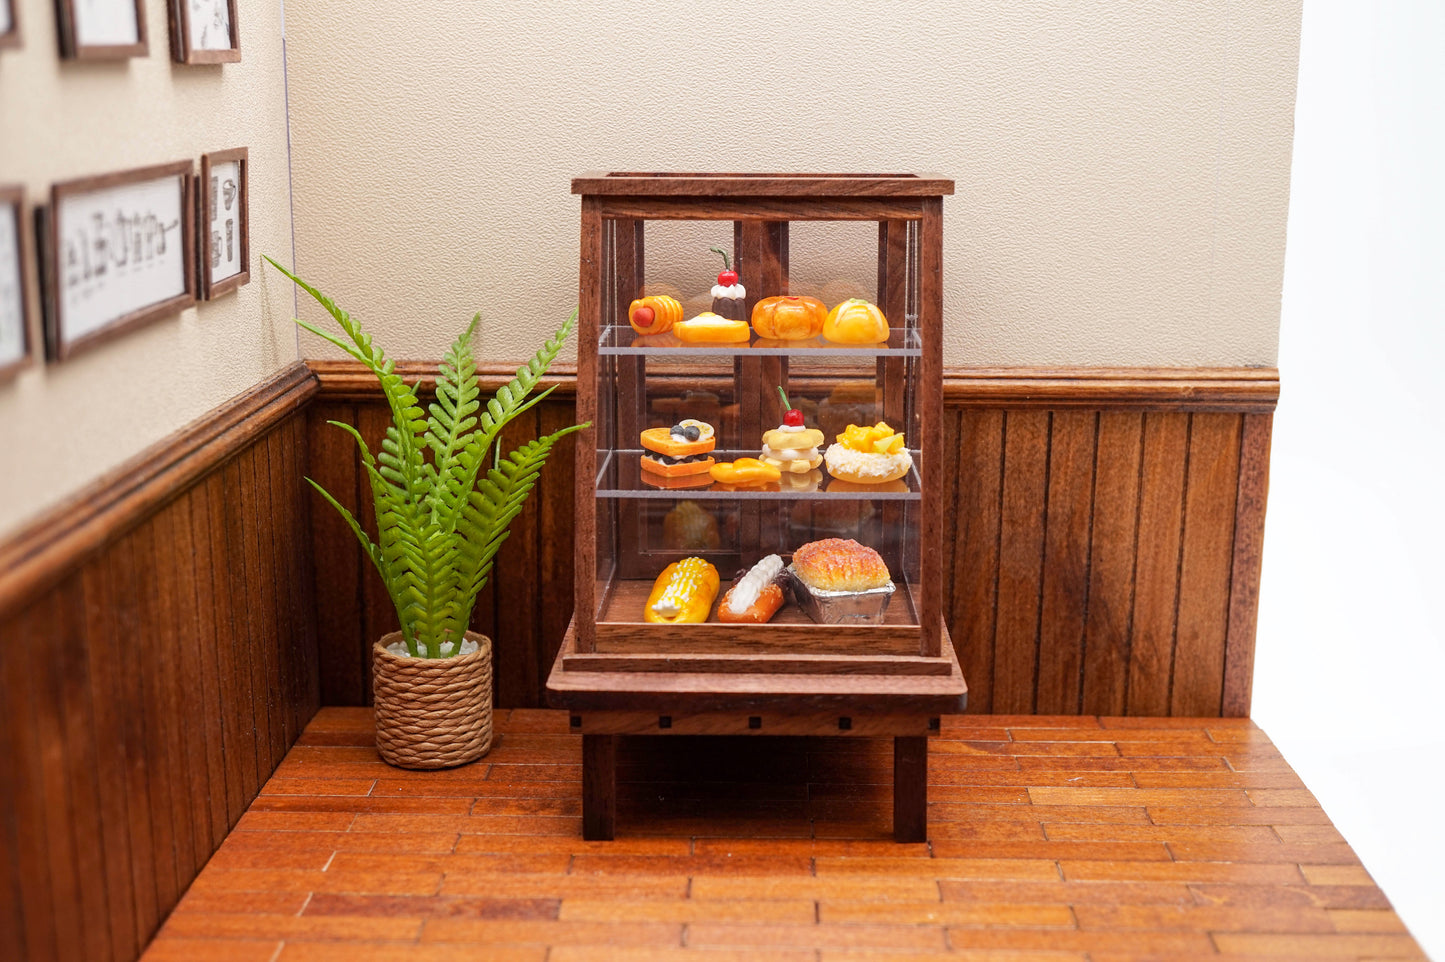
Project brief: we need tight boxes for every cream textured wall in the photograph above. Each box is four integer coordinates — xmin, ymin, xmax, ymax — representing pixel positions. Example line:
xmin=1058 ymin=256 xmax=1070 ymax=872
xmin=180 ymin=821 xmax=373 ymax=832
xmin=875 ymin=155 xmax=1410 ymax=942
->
xmin=0 ymin=0 xmax=296 ymax=537
xmin=284 ymin=0 xmax=1301 ymax=370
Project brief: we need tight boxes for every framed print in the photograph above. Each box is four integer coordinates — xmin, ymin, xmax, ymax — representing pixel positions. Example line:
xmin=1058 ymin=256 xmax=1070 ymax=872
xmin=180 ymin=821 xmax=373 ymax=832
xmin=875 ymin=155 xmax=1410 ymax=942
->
xmin=198 ymin=148 xmax=249 ymax=298
xmin=0 ymin=0 xmax=21 ymax=50
xmin=56 ymin=0 xmax=147 ymax=60
xmin=45 ymin=162 xmax=195 ymax=361
xmin=0 ymin=186 xmax=32 ymax=381
xmin=170 ymin=0 xmax=239 ymax=64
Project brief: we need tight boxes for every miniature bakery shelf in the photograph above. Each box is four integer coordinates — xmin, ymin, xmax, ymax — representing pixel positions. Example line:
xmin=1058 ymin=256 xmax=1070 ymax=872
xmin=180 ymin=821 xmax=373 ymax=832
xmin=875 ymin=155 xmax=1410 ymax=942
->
xmin=595 ymin=449 xmax=923 ymax=500
xmin=599 ymin=325 xmax=923 ymax=357
xmin=551 ymin=172 xmax=963 ymax=843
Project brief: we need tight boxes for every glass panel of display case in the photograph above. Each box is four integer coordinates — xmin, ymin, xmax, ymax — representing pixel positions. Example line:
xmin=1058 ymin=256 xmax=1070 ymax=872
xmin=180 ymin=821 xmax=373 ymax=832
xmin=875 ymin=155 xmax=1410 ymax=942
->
xmin=574 ymin=174 xmax=948 ymax=661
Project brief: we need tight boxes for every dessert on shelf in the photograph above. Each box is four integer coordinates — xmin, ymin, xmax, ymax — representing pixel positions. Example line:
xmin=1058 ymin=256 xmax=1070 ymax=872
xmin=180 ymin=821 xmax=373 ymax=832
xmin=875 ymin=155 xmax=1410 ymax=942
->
xmin=674 ymin=311 xmax=750 ymax=343
xmin=788 ymin=537 xmax=896 ymax=624
xmin=628 ymin=294 xmax=683 ymax=335
xmin=640 ymin=419 xmax=716 ymax=479
xmin=824 ymin=422 xmax=912 ymax=484
xmin=751 ymin=295 xmax=827 ymax=340
xmin=709 ymin=458 xmax=782 ymax=486
xmin=760 ymin=388 xmax=826 ymax=474
xmin=823 ymin=298 xmax=890 ymax=344
xmin=708 ymin=247 xmax=746 ymax=321
xmin=663 ymin=500 xmax=721 ymax=550
xmin=717 ymin=554 xmax=787 ymax=624
xmin=644 ymin=557 xmax=719 ymax=624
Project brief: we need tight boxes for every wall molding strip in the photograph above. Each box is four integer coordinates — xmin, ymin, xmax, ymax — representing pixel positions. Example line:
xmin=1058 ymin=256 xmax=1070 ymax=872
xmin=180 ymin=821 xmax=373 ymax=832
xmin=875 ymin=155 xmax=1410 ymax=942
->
xmin=308 ymin=360 xmax=1279 ymax=412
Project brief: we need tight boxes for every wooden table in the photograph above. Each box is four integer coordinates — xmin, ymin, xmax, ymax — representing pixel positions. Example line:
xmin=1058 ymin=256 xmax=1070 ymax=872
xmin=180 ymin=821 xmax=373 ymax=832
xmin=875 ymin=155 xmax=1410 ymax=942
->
xmin=546 ymin=617 xmax=968 ymax=842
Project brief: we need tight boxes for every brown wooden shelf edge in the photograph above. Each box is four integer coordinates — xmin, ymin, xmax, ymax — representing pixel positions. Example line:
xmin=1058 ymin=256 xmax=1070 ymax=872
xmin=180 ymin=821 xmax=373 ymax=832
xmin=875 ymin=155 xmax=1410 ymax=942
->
xmin=547 ymin=615 xmax=968 ymax=714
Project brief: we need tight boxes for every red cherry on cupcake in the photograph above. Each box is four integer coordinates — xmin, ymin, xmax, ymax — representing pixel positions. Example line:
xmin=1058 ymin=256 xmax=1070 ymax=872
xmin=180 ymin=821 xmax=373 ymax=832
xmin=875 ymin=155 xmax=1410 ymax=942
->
xmin=709 ymin=247 xmax=738 ymax=287
xmin=777 ymin=386 xmax=804 ymax=427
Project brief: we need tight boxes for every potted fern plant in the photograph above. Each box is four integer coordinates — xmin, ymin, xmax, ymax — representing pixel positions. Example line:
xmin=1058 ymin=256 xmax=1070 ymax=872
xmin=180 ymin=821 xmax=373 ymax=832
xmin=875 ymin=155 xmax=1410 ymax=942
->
xmin=267 ymin=257 xmax=587 ymax=769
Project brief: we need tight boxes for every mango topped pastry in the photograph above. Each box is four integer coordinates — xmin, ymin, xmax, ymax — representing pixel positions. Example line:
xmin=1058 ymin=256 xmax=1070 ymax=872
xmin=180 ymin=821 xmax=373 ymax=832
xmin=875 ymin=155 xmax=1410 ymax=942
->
xmin=760 ymin=387 xmax=824 ymax=474
xmin=824 ymin=421 xmax=912 ymax=484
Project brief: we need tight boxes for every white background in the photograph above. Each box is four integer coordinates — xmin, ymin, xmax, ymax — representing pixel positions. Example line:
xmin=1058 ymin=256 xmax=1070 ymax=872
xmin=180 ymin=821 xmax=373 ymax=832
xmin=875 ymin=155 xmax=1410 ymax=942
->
xmin=1255 ymin=0 xmax=1445 ymax=957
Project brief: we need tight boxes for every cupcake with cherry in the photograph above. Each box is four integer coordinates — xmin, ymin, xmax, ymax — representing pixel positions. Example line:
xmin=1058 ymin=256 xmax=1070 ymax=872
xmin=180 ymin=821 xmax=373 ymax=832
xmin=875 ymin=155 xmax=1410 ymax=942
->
xmin=824 ymin=421 xmax=912 ymax=484
xmin=759 ymin=388 xmax=825 ymax=475
xmin=708 ymin=247 xmax=746 ymax=321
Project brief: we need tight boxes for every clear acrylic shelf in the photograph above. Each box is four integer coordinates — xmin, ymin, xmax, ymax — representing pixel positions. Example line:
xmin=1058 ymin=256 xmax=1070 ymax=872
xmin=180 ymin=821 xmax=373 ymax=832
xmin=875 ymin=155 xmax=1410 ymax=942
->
xmin=594 ymin=448 xmax=923 ymax=500
xmin=599 ymin=325 xmax=922 ymax=357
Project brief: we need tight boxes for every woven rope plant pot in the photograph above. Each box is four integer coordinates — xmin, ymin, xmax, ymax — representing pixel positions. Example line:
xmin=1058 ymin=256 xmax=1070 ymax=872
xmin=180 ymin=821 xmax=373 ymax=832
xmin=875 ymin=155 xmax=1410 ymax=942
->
xmin=373 ymin=631 xmax=494 ymax=770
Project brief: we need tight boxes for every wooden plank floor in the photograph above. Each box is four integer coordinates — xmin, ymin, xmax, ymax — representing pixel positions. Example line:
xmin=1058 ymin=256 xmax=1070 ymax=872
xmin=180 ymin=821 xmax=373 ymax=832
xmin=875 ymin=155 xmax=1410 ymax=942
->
xmin=141 ymin=708 xmax=1425 ymax=962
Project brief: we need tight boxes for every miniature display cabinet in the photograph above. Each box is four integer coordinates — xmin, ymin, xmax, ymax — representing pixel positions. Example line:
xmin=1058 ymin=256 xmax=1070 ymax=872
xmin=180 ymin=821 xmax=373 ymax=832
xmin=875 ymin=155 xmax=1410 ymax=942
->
xmin=547 ymin=173 xmax=968 ymax=842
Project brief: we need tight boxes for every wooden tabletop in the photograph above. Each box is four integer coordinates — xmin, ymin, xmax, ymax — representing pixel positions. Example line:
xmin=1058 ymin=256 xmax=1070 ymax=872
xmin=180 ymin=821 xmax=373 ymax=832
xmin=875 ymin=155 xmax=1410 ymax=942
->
xmin=138 ymin=708 xmax=1423 ymax=961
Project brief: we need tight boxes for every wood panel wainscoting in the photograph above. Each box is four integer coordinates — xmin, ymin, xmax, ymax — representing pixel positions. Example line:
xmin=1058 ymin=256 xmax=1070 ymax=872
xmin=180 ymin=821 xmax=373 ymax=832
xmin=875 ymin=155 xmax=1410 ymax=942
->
xmin=0 ymin=363 xmax=320 ymax=962
xmin=305 ymin=362 xmax=1276 ymax=719
xmin=0 ymin=359 xmax=1275 ymax=962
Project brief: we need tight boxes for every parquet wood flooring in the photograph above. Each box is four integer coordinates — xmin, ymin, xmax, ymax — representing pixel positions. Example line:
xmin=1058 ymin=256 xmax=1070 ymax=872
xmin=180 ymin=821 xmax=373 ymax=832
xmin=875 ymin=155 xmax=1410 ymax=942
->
xmin=141 ymin=709 xmax=1423 ymax=961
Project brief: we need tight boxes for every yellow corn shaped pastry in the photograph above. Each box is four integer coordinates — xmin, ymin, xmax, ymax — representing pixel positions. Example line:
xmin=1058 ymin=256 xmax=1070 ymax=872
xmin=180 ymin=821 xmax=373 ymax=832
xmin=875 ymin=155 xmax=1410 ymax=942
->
xmin=644 ymin=557 xmax=720 ymax=624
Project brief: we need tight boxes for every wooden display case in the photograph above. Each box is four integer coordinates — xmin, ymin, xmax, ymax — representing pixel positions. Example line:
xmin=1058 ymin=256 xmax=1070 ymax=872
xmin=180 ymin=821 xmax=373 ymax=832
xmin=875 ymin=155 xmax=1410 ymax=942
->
xmin=548 ymin=173 xmax=968 ymax=841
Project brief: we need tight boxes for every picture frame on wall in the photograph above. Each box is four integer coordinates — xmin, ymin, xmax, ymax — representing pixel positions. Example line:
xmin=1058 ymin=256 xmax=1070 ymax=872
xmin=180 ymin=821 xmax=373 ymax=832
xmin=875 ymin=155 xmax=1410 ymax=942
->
xmin=198 ymin=148 xmax=249 ymax=298
xmin=169 ymin=0 xmax=239 ymax=64
xmin=0 ymin=0 xmax=22 ymax=50
xmin=0 ymin=186 xmax=33 ymax=382
xmin=56 ymin=0 xmax=147 ymax=60
xmin=43 ymin=162 xmax=195 ymax=361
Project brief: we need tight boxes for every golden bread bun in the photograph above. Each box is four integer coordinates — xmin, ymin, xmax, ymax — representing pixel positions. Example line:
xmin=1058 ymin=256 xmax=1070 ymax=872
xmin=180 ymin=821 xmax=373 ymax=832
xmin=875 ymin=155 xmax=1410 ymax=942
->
xmin=823 ymin=299 xmax=889 ymax=344
xmin=792 ymin=538 xmax=891 ymax=592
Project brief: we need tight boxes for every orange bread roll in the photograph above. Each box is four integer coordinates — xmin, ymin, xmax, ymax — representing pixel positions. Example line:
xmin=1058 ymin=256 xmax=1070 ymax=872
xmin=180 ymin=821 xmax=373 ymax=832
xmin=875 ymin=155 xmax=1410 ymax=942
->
xmin=751 ymin=295 xmax=827 ymax=340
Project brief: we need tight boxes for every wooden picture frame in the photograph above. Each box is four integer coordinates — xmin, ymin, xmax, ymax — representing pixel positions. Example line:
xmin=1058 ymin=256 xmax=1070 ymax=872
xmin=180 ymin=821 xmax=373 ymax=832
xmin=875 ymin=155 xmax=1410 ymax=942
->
xmin=198 ymin=148 xmax=249 ymax=299
xmin=0 ymin=186 xmax=33 ymax=382
xmin=169 ymin=0 xmax=239 ymax=64
xmin=55 ymin=0 xmax=147 ymax=60
xmin=44 ymin=162 xmax=195 ymax=361
xmin=0 ymin=0 xmax=22 ymax=50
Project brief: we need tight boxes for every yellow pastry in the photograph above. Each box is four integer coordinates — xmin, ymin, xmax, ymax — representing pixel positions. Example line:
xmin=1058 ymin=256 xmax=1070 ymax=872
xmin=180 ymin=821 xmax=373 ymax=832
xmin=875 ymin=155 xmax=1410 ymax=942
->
xmin=644 ymin=557 xmax=719 ymax=624
xmin=674 ymin=311 xmax=750 ymax=343
xmin=823 ymin=299 xmax=889 ymax=344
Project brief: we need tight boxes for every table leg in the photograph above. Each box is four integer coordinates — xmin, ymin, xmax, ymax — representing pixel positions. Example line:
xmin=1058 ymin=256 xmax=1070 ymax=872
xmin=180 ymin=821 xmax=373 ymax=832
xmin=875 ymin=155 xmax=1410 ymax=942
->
xmin=893 ymin=735 xmax=927 ymax=843
xmin=582 ymin=734 xmax=617 ymax=840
